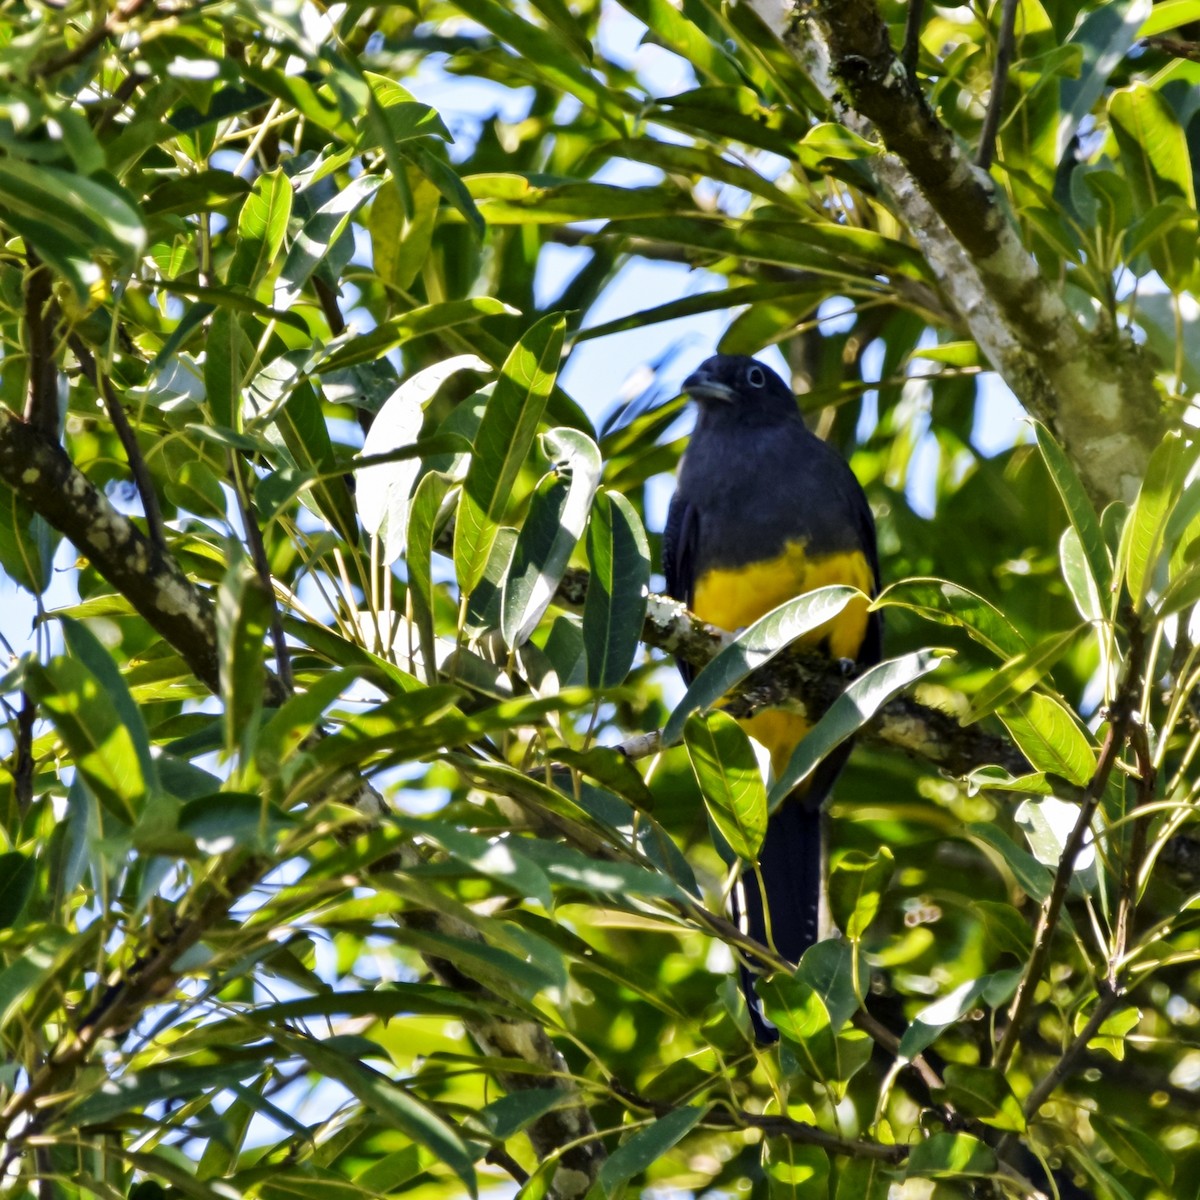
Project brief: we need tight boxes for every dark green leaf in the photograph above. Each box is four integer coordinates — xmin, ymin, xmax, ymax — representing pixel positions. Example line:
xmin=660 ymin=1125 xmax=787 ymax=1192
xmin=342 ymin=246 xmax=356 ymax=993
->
xmin=770 ymin=651 xmax=946 ymax=804
xmin=502 ymin=428 xmax=601 ymax=647
xmin=582 ymin=490 xmax=650 ymax=688
xmin=216 ymin=553 xmax=271 ymax=764
xmin=598 ymin=1106 xmax=706 ymax=1196
xmin=683 ymin=710 xmax=767 ymax=861
xmin=663 ymin=586 xmax=858 ymax=746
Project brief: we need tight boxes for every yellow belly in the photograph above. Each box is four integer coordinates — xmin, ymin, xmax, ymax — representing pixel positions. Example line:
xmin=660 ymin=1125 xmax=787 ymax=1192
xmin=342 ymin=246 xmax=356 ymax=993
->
xmin=692 ymin=541 xmax=873 ymax=776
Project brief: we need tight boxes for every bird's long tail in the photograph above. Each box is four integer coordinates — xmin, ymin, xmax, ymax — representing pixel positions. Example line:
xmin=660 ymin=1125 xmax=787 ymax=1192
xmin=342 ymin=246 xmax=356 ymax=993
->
xmin=736 ymin=797 xmax=824 ymax=1044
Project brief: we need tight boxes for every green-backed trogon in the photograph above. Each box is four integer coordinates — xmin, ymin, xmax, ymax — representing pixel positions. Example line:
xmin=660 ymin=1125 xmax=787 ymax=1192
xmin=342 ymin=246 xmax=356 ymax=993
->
xmin=663 ymin=354 xmax=881 ymax=1043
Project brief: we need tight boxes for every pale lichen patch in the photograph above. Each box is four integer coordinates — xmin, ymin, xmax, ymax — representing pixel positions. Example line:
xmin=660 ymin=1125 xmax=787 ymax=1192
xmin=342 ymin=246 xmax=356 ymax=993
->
xmin=20 ymin=468 xmax=38 ymax=484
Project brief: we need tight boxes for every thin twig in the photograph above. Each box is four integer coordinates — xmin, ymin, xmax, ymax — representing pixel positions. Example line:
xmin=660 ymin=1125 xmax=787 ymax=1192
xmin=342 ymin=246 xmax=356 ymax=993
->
xmin=13 ymin=689 xmax=36 ymax=811
xmin=902 ymin=0 xmax=924 ymax=77
xmin=1021 ymin=979 xmax=1123 ymax=1121
xmin=1141 ymin=35 xmax=1200 ymax=62
xmin=69 ymin=336 xmax=167 ymax=549
xmin=853 ymin=1009 xmax=944 ymax=1094
xmin=23 ymin=251 xmax=59 ymax=438
xmin=994 ymin=620 xmax=1143 ymax=1070
xmin=977 ymin=0 xmax=1020 ymax=170
xmin=33 ymin=0 xmax=154 ymax=78
xmin=484 ymin=1146 xmax=530 ymax=1185
xmin=609 ymin=1079 xmax=906 ymax=1162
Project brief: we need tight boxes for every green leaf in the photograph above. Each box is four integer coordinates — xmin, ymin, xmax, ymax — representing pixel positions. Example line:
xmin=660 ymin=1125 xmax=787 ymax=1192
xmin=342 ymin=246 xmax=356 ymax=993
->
xmin=828 ymin=847 xmax=894 ymax=940
xmin=999 ymin=691 xmax=1096 ymax=786
xmin=1060 ymin=526 xmax=1105 ymax=624
xmin=501 ymin=428 xmax=602 ymax=647
xmin=966 ymin=627 xmax=1080 ymax=720
xmin=280 ymin=1034 xmax=477 ymax=1197
xmin=60 ymin=617 xmax=159 ymax=801
xmin=396 ymin=817 xmax=554 ymax=909
xmin=798 ymin=121 xmax=879 ymax=161
xmin=203 ymin=309 xmax=242 ymax=430
xmin=765 ymin=1139 xmax=830 ymax=1199
xmin=898 ymin=970 xmax=1021 ymax=1059
xmin=407 ymin=470 xmax=452 ymax=684
xmin=216 ymin=552 xmax=272 ymax=764
xmin=759 ymin=974 xmax=871 ymax=1096
xmin=1140 ymin=0 xmax=1200 ymax=36
xmin=0 ymin=161 xmax=144 ymax=298
xmin=1015 ymin=796 xmax=1098 ymax=896
xmin=0 ymin=853 xmax=34 ymax=929
xmin=465 ymin=314 xmax=565 ymax=523
xmin=32 ymin=657 xmax=149 ymax=823
xmin=1075 ymin=1002 xmax=1140 ymax=1060
xmin=598 ymin=1106 xmax=706 ymax=1196
xmin=769 ymin=651 xmax=947 ymax=805
xmin=228 ymin=168 xmax=292 ymax=289
xmin=834 ymin=1158 xmax=896 ymax=1200
xmin=276 ymin=172 xmax=384 ymax=306
xmin=451 ymin=0 xmax=629 ymax=135
xmin=1120 ymin=430 xmax=1195 ymax=609
xmin=1091 ymin=1116 xmax=1173 ymax=1187
xmin=939 ymin=1063 xmax=1025 ymax=1132
xmin=271 ymin=380 xmax=359 ymax=544
xmin=663 ymin=586 xmax=858 ymax=746
xmin=357 ymin=355 xmax=491 ymax=564
xmin=457 ymin=315 xmax=565 ymax=593
xmin=371 ymin=168 xmax=440 ymax=291
xmin=462 ymin=525 xmax=516 ymax=634
xmin=1109 ymin=83 xmax=1197 ymax=286
xmin=1057 ymin=0 xmax=1152 ymax=157
xmin=145 ymin=168 xmax=251 ymax=215
xmin=1034 ymin=422 xmax=1113 ymax=600
xmin=0 ymin=489 xmax=56 ymax=595
xmin=64 ymin=1062 xmax=265 ymax=1126
xmin=460 ymin=176 xmax=686 ymax=224
xmin=257 ymin=670 xmax=353 ymax=777
xmin=614 ymin=216 xmax=932 ymax=281
xmin=684 ymin=711 xmax=767 ymax=861
xmin=317 ymin=299 xmax=517 ymax=373
xmin=875 ymin=578 xmax=1027 ymax=659
xmin=583 ymin=490 xmax=651 ymax=688
xmin=905 ymin=1133 xmax=997 ymax=1180
xmin=475 ymin=1087 xmax=572 ymax=1140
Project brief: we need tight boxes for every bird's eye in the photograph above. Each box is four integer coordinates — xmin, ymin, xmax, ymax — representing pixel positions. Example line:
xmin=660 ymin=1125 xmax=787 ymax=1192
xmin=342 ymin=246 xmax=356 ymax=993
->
xmin=746 ymin=365 xmax=766 ymax=388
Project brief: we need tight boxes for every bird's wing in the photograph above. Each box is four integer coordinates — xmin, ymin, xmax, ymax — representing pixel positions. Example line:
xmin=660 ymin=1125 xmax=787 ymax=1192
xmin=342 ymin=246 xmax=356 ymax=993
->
xmin=663 ymin=490 xmax=700 ymax=684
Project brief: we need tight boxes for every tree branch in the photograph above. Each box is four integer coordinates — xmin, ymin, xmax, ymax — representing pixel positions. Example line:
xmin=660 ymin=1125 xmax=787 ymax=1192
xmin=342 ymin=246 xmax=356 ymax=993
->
xmin=750 ymin=0 xmax=1164 ymax=507
xmin=0 ymin=403 xmax=220 ymax=691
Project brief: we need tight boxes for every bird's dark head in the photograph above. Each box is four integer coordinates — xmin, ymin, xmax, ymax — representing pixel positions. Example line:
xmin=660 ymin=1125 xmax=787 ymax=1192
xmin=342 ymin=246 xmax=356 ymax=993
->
xmin=683 ymin=354 xmax=801 ymax=427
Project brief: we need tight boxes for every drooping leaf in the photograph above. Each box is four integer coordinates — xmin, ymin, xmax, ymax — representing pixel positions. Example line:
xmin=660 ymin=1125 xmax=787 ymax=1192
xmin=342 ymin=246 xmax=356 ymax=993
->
xmin=216 ymin=551 xmax=272 ymax=764
xmin=769 ymin=651 xmax=947 ymax=805
xmin=663 ymin=586 xmax=859 ymax=746
xmin=357 ymin=355 xmax=490 ymax=563
xmin=598 ymin=1106 xmax=706 ymax=1197
xmin=501 ymin=428 xmax=602 ymax=647
xmin=583 ymin=490 xmax=650 ymax=687
xmin=684 ymin=710 xmax=767 ymax=861
xmin=456 ymin=315 xmax=565 ymax=594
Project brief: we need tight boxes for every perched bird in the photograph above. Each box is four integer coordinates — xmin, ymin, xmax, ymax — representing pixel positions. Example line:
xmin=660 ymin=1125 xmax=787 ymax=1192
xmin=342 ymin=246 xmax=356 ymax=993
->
xmin=663 ymin=354 xmax=881 ymax=1042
